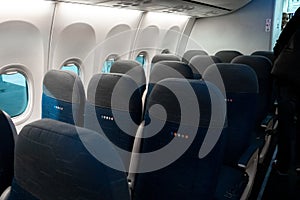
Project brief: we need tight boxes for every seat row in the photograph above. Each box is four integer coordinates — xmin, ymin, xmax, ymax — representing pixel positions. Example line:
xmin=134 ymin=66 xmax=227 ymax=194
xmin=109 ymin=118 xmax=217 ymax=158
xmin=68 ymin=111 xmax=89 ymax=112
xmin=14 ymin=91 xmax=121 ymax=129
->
xmin=0 ymin=52 xmax=277 ymax=199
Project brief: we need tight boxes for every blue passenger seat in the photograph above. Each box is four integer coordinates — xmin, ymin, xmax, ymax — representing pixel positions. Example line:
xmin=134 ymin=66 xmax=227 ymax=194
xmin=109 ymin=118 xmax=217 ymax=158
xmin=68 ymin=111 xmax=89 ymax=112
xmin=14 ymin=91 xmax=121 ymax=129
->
xmin=181 ymin=49 xmax=208 ymax=64
xmin=42 ymin=70 xmax=86 ymax=127
xmin=232 ymin=55 xmax=275 ymax=163
xmin=203 ymin=63 xmax=259 ymax=200
xmin=215 ymin=50 xmax=243 ymax=63
xmin=2 ymin=119 xmax=130 ymax=200
xmin=131 ymin=78 xmax=227 ymax=200
xmin=84 ymin=73 xmax=143 ymax=171
xmin=110 ymin=60 xmax=146 ymax=95
xmin=0 ymin=110 xmax=16 ymax=195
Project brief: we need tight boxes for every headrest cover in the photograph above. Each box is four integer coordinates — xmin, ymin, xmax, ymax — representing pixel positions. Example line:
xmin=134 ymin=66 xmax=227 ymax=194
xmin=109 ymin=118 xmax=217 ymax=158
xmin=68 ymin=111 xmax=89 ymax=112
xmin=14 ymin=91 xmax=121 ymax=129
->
xmin=43 ymin=70 xmax=85 ymax=104
xmin=151 ymin=54 xmax=180 ymax=64
xmin=215 ymin=50 xmax=242 ymax=63
xmin=15 ymin=119 xmax=129 ymax=200
xmin=150 ymin=61 xmax=194 ymax=83
xmin=231 ymin=55 xmax=272 ymax=80
xmin=110 ymin=60 xmax=146 ymax=88
xmin=146 ymin=78 xmax=226 ymax=128
xmin=203 ymin=63 xmax=258 ymax=93
xmin=87 ymin=73 xmax=142 ymax=112
xmin=182 ymin=49 xmax=208 ymax=64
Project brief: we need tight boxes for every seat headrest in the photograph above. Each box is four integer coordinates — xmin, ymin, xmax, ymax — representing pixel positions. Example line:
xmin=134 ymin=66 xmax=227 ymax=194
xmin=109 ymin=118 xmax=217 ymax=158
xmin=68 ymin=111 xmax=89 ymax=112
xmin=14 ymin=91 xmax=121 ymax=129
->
xmin=231 ymin=55 xmax=272 ymax=80
xmin=150 ymin=61 xmax=194 ymax=84
xmin=203 ymin=63 xmax=258 ymax=93
xmin=110 ymin=60 xmax=146 ymax=88
xmin=189 ymin=55 xmax=220 ymax=76
xmin=43 ymin=70 xmax=85 ymax=104
xmin=146 ymin=78 xmax=226 ymax=128
xmin=215 ymin=50 xmax=242 ymax=63
xmin=14 ymin=119 xmax=130 ymax=200
xmin=251 ymin=51 xmax=274 ymax=63
xmin=182 ymin=49 xmax=208 ymax=64
xmin=151 ymin=54 xmax=180 ymax=64
xmin=87 ymin=73 xmax=142 ymax=112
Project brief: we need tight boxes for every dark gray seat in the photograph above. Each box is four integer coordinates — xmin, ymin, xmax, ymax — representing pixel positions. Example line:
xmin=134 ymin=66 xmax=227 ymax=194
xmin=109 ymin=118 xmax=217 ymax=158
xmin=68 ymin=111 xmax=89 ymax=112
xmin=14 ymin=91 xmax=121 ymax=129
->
xmin=215 ymin=50 xmax=243 ymax=63
xmin=132 ymin=78 xmax=227 ymax=200
xmin=5 ymin=119 xmax=130 ymax=200
xmin=110 ymin=60 xmax=146 ymax=95
xmin=182 ymin=49 xmax=208 ymax=64
xmin=203 ymin=63 xmax=259 ymax=200
xmin=0 ymin=110 xmax=16 ymax=194
xmin=42 ymin=70 xmax=86 ymax=127
xmin=232 ymin=55 xmax=274 ymax=163
xmin=85 ymin=73 xmax=143 ymax=170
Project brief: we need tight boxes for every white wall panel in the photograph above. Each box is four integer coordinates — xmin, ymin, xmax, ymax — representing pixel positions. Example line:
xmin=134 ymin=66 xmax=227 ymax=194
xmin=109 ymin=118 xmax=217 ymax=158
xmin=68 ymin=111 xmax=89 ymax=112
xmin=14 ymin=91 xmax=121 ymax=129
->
xmin=187 ymin=0 xmax=275 ymax=55
xmin=50 ymin=2 xmax=143 ymax=88
xmin=0 ymin=0 xmax=55 ymax=131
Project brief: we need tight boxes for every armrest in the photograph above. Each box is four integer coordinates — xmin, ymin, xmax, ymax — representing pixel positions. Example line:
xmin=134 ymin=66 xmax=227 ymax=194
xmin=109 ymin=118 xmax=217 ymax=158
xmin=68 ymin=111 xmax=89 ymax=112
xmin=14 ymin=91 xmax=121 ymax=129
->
xmin=238 ymin=143 xmax=260 ymax=169
xmin=0 ymin=187 xmax=11 ymax=200
xmin=127 ymin=121 xmax=145 ymax=192
xmin=260 ymin=114 xmax=274 ymax=128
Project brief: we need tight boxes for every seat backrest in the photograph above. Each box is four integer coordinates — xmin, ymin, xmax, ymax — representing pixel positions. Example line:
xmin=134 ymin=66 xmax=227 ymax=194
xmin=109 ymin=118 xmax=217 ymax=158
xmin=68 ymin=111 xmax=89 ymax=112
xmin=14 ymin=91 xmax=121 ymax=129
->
xmin=132 ymin=78 xmax=227 ymax=200
xmin=148 ymin=60 xmax=193 ymax=96
xmin=215 ymin=50 xmax=243 ymax=63
xmin=110 ymin=60 xmax=146 ymax=95
xmin=203 ymin=63 xmax=258 ymax=165
xmin=85 ymin=73 xmax=143 ymax=170
xmin=182 ymin=49 xmax=208 ymax=64
xmin=9 ymin=119 xmax=130 ymax=200
xmin=0 ymin=110 xmax=17 ymax=194
xmin=151 ymin=54 xmax=181 ymax=65
xmin=251 ymin=51 xmax=274 ymax=64
xmin=189 ymin=55 xmax=222 ymax=79
xmin=231 ymin=55 xmax=273 ymax=127
xmin=42 ymin=70 xmax=86 ymax=127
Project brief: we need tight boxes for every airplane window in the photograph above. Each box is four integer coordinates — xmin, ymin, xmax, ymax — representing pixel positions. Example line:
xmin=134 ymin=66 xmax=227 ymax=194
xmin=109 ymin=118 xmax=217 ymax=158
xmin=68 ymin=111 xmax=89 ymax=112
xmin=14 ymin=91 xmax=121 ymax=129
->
xmin=61 ymin=64 xmax=80 ymax=75
xmin=136 ymin=52 xmax=147 ymax=69
xmin=0 ymin=71 xmax=28 ymax=117
xmin=102 ymin=55 xmax=118 ymax=73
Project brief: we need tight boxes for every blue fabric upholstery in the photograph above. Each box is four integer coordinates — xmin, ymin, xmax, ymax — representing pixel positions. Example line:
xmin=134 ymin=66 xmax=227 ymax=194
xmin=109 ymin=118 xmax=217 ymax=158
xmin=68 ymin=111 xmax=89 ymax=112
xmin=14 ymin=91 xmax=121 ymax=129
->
xmin=203 ymin=63 xmax=259 ymax=199
xmin=215 ymin=50 xmax=243 ymax=63
xmin=8 ymin=119 xmax=130 ymax=200
xmin=42 ymin=70 xmax=85 ymax=127
xmin=0 ymin=110 xmax=16 ymax=194
xmin=133 ymin=78 xmax=227 ymax=200
xmin=85 ymin=73 xmax=143 ymax=170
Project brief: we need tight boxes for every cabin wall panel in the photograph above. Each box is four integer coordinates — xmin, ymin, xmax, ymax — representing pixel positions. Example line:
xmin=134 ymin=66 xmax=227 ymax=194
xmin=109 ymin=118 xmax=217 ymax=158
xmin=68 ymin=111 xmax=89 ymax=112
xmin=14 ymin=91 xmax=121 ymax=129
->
xmin=0 ymin=1 xmax=55 ymax=131
xmin=132 ymin=12 xmax=190 ymax=76
xmin=50 ymin=3 xmax=143 ymax=88
xmin=187 ymin=0 xmax=274 ymax=55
